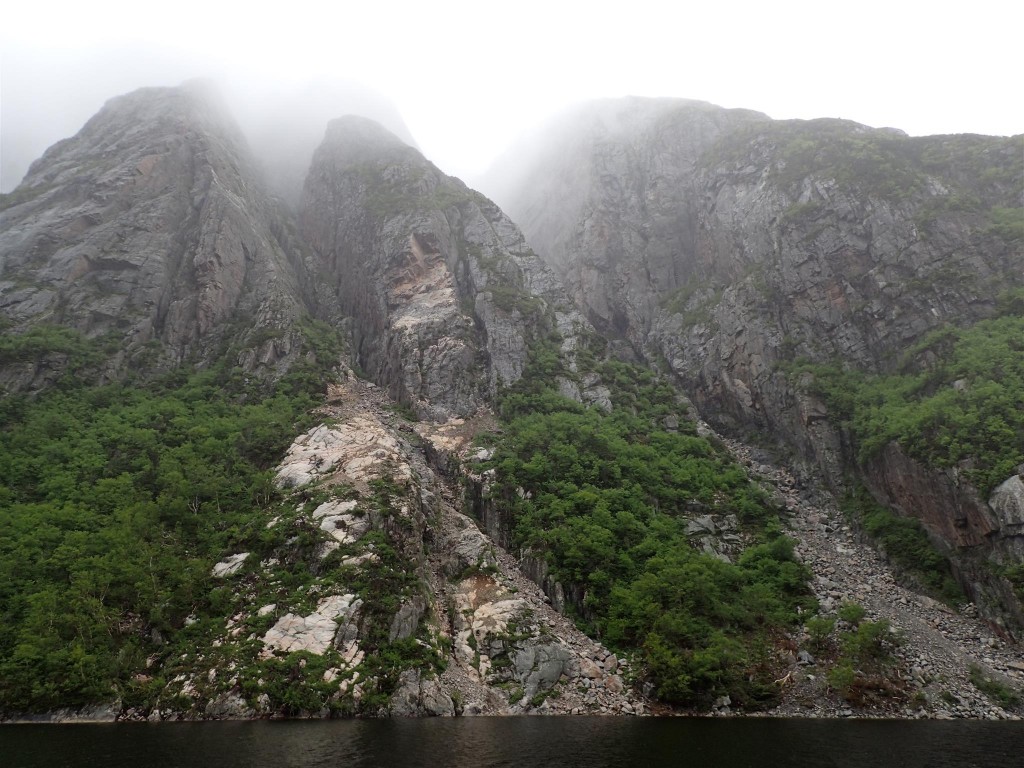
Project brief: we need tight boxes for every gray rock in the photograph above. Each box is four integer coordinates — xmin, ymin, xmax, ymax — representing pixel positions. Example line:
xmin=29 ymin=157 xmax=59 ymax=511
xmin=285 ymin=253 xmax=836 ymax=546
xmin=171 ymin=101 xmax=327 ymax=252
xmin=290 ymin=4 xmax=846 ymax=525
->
xmin=388 ymin=595 xmax=427 ymax=642
xmin=511 ymin=641 xmax=576 ymax=700
xmin=686 ymin=516 xmax=716 ymax=535
xmin=298 ymin=117 xmax=587 ymax=421
xmin=205 ymin=693 xmax=254 ymax=720
xmin=0 ymin=83 xmax=336 ymax=390
xmin=485 ymin=96 xmax=1024 ymax=631
xmin=389 ymin=670 xmax=455 ymax=717
xmin=450 ymin=526 xmax=499 ymax=576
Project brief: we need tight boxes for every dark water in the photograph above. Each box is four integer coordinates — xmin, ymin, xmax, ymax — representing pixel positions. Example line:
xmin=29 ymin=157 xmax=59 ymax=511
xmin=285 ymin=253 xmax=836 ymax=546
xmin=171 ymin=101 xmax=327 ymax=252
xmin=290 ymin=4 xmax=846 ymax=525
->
xmin=3 ymin=717 xmax=1023 ymax=768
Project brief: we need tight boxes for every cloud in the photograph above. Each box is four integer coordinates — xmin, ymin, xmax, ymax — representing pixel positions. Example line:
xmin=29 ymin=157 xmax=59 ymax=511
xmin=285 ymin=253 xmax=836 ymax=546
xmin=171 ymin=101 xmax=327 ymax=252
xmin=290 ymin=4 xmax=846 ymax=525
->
xmin=2 ymin=1 xmax=1021 ymax=192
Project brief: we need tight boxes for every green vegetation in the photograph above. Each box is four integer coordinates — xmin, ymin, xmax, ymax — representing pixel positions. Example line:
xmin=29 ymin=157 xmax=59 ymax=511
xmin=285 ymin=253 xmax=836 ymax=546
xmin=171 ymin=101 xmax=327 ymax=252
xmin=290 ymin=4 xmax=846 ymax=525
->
xmin=0 ymin=324 xmax=119 ymax=377
xmin=969 ymin=664 xmax=1022 ymax=709
xmin=484 ymin=349 xmax=813 ymax=708
xmin=0 ymin=325 xmax=347 ymax=712
xmin=706 ymin=119 xmax=926 ymax=200
xmin=707 ymin=122 xmax=1022 ymax=208
xmin=808 ymin=603 xmax=904 ymax=705
xmin=988 ymin=207 xmax=1024 ymax=242
xmin=1000 ymin=563 xmax=1024 ymax=603
xmin=790 ymin=313 xmax=1024 ymax=495
xmin=841 ymin=490 xmax=963 ymax=603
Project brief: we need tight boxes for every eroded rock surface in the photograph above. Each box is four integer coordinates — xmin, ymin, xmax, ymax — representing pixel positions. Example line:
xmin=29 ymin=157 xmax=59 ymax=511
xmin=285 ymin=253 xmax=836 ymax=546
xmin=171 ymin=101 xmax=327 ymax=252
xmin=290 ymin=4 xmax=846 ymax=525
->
xmin=0 ymin=83 xmax=337 ymax=389
xmin=261 ymin=594 xmax=363 ymax=655
xmin=299 ymin=116 xmax=587 ymax=420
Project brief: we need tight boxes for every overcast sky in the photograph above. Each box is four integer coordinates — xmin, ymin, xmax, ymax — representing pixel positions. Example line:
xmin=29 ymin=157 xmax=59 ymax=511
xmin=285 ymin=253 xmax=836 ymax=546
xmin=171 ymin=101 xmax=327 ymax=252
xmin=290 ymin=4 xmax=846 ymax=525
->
xmin=2 ymin=0 xmax=1022 ymax=192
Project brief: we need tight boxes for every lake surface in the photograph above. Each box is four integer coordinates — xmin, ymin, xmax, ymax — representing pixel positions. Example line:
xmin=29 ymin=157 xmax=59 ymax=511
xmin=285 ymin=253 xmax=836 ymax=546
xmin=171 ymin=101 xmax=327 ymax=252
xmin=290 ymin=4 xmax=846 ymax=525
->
xmin=3 ymin=717 xmax=1023 ymax=768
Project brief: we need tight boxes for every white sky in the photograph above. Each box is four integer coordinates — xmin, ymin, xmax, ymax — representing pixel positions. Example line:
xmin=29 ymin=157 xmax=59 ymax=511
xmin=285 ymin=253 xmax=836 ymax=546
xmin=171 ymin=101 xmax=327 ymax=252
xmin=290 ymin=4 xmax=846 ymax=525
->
xmin=2 ymin=0 xmax=1022 ymax=191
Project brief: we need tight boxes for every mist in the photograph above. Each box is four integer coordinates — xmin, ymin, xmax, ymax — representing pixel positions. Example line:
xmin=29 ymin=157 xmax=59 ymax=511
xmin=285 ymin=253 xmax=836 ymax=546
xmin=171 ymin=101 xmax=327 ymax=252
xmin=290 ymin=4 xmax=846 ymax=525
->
xmin=226 ymin=78 xmax=418 ymax=206
xmin=3 ymin=1 xmax=1022 ymax=195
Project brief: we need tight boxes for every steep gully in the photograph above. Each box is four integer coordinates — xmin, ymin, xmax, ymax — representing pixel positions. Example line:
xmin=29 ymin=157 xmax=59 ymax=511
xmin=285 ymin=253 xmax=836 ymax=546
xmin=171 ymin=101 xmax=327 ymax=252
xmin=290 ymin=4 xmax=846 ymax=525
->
xmin=720 ymin=436 xmax=1022 ymax=719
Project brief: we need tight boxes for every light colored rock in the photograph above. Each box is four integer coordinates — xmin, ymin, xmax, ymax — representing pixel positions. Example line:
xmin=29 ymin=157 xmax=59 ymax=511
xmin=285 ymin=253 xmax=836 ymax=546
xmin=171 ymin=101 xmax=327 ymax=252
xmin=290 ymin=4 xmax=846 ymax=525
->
xmin=580 ymin=658 xmax=603 ymax=679
xmin=604 ymin=674 xmax=624 ymax=694
xmin=990 ymin=475 xmax=1024 ymax=527
xmin=211 ymin=553 xmax=249 ymax=578
xmin=314 ymin=501 xmax=371 ymax=545
xmin=262 ymin=594 xmax=362 ymax=655
xmin=275 ymin=420 xmax=412 ymax=489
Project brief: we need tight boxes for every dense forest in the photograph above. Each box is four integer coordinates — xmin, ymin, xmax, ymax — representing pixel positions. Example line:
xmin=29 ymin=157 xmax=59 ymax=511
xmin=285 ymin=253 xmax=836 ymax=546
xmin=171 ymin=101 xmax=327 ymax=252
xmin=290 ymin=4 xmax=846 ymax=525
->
xmin=0 ymin=323 xmax=345 ymax=711
xmin=483 ymin=345 xmax=815 ymax=707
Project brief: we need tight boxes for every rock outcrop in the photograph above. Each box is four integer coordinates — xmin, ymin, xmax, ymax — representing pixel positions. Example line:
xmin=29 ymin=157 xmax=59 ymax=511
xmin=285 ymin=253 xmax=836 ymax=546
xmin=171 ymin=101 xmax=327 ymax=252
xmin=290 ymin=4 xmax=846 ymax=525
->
xmin=142 ymin=372 xmax=646 ymax=719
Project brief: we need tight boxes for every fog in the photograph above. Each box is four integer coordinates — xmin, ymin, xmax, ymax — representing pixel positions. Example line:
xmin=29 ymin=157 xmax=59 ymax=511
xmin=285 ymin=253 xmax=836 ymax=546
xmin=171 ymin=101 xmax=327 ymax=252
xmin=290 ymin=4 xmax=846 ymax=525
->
xmin=3 ymin=0 xmax=1022 ymax=194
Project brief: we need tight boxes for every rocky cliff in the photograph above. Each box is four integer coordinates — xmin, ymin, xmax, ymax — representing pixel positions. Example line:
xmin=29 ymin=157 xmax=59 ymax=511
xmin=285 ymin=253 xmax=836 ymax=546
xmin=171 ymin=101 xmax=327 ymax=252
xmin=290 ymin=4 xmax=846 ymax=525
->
xmin=485 ymin=97 xmax=1024 ymax=629
xmin=299 ymin=116 xmax=586 ymax=420
xmin=0 ymin=82 xmax=337 ymax=390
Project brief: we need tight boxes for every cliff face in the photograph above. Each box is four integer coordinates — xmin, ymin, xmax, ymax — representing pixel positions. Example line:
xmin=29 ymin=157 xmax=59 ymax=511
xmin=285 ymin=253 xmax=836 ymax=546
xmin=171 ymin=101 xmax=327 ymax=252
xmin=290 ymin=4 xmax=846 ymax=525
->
xmin=487 ymin=97 xmax=1024 ymax=627
xmin=0 ymin=83 xmax=335 ymax=388
xmin=299 ymin=117 xmax=585 ymax=420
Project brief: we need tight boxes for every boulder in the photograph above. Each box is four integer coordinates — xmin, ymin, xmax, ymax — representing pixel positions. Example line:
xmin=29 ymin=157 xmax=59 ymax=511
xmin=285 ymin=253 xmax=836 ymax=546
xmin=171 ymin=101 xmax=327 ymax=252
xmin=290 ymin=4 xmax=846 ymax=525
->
xmin=389 ymin=670 xmax=455 ymax=717
xmin=211 ymin=553 xmax=249 ymax=578
xmin=511 ymin=641 xmax=577 ymax=700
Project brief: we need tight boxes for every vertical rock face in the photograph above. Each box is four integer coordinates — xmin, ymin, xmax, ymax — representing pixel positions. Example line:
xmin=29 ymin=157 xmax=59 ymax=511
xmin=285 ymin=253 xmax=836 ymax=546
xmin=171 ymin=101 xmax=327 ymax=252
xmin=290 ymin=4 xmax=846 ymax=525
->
xmin=0 ymin=83 xmax=334 ymax=384
xmin=493 ymin=99 xmax=1021 ymax=388
xmin=300 ymin=117 xmax=583 ymax=420
xmin=486 ymin=97 xmax=769 ymax=341
xmin=488 ymin=96 xmax=1024 ymax=624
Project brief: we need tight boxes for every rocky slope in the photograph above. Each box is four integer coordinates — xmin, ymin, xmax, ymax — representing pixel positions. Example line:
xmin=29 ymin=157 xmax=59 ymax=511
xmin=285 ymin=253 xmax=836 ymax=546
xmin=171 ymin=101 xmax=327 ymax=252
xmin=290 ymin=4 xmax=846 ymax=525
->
xmin=724 ymin=437 xmax=1022 ymax=720
xmin=484 ymin=97 xmax=1024 ymax=629
xmin=299 ymin=116 xmax=586 ymax=420
xmin=111 ymin=372 xmax=644 ymax=720
xmin=0 ymin=82 xmax=337 ymax=390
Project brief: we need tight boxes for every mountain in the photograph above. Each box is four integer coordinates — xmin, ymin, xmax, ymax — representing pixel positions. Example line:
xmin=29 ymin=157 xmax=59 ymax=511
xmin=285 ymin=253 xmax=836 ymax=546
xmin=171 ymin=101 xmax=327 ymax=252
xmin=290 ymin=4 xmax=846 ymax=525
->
xmin=0 ymin=82 xmax=337 ymax=390
xmin=0 ymin=85 xmax=643 ymax=720
xmin=481 ymin=96 xmax=1024 ymax=630
xmin=298 ymin=115 xmax=585 ymax=420
xmin=232 ymin=78 xmax=419 ymax=207
xmin=1 ymin=86 xmax=1022 ymax=722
